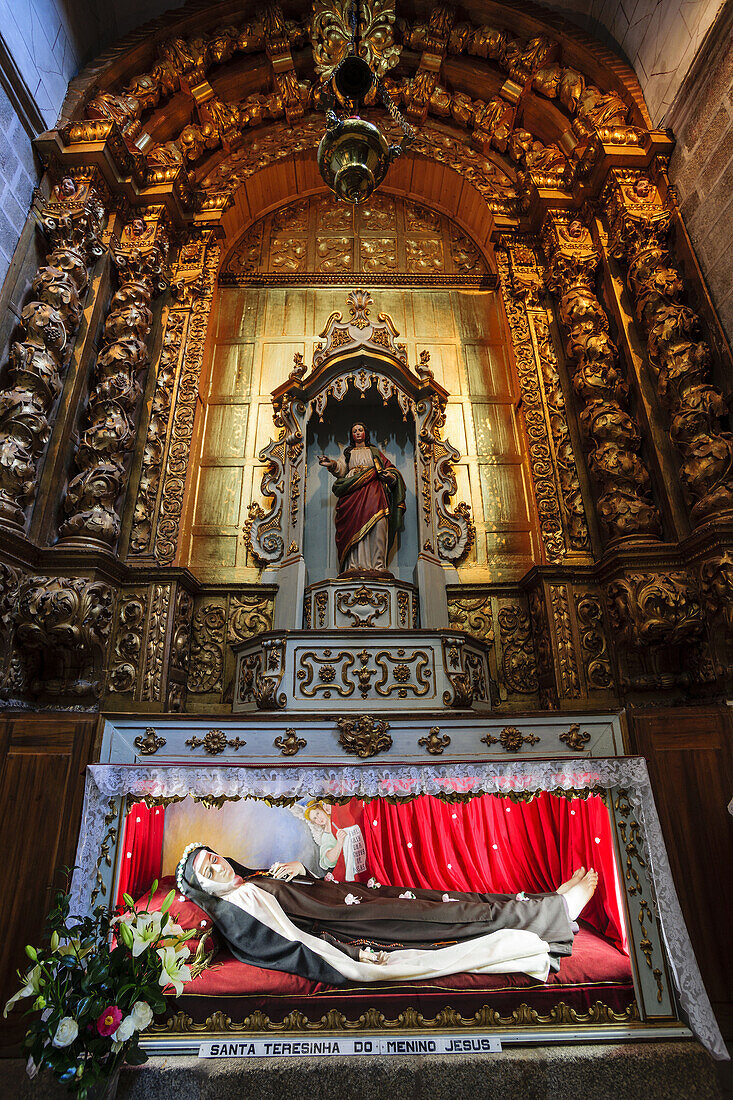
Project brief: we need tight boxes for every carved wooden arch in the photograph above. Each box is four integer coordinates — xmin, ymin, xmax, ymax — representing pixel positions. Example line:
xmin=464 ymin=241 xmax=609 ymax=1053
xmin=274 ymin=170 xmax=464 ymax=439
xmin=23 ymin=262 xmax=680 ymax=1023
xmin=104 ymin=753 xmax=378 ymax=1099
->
xmin=53 ymin=0 xmax=664 ymax=225
xmin=248 ymin=289 xmax=473 ymax=571
xmin=216 ymin=160 xmax=501 ymax=282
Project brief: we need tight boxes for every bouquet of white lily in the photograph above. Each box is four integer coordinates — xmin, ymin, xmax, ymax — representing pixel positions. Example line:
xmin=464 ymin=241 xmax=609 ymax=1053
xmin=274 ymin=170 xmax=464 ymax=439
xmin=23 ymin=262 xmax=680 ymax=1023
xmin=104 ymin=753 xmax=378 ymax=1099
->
xmin=4 ymin=879 xmax=194 ymax=1099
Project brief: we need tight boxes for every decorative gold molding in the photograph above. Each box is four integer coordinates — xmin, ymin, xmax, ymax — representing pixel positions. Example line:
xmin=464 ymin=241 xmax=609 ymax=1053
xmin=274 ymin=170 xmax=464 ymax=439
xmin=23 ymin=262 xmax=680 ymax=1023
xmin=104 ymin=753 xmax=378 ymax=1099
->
xmin=134 ymin=727 xmax=167 ymax=755
xmin=418 ymin=725 xmax=451 ymax=755
xmin=185 ymin=729 xmax=247 ymax=754
xmin=336 ymin=714 xmax=392 ymax=757
xmin=155 ymin=239 xmax=220 ymax=565
xmin=559 ymin=723 xmax=590 ymax=751
xmin=274 ymin=728 xmax=307 ymax=756
xmin=151 ymin=999 xmax=639 ymax=1036
xmin=482 ymin=726 xmax=541 ymax=752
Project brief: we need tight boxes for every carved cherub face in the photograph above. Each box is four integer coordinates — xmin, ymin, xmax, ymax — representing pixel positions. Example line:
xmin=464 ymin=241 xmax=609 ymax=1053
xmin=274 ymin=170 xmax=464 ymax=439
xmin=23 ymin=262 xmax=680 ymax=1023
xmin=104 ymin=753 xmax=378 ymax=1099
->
xmin=60 ymin=177 xmax=77 ymax=197
xmin=633 ymin=177 xmax=653 ymax=200
xmin=130 ymin=218 xmax=146 ymax=238
xmin=567 ymin=219 xmax=584 ymax=239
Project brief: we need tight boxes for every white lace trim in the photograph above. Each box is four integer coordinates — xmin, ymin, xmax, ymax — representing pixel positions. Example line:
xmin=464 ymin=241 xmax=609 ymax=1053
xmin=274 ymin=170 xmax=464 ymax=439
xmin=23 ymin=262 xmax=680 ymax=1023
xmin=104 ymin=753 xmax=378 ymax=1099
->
xmin=69 ymin=759 xmax=726 ymax=1059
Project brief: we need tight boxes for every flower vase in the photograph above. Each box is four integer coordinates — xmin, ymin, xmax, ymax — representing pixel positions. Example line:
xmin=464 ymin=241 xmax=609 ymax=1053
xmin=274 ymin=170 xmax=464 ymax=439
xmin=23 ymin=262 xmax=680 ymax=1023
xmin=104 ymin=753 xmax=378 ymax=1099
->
xmin=87 ymin=1066 xmax=121 ymax=1100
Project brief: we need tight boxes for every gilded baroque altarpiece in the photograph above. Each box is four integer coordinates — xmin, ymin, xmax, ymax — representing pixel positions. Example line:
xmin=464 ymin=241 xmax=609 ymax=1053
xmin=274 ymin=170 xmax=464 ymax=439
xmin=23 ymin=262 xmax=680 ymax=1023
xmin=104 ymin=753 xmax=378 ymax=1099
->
xmin=0 ymin=0 xmax=730 ymax=1057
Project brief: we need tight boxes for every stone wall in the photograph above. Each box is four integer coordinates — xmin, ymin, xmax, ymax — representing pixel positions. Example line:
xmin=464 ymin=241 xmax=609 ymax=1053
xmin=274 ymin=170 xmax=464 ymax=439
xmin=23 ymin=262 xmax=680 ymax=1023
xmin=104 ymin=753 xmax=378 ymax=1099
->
xmin=537 ymin=0 xmax=726 ymax=123
xmin=0 ymin=81 xmax=39 ymax=285
xmin=668 ymin=0 xmax=733 ymax=347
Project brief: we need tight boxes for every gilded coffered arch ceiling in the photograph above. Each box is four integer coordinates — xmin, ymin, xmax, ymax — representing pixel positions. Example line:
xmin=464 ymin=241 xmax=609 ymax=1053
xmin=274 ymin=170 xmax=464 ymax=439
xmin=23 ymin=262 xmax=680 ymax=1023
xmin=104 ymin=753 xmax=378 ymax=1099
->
xmin=50 ymin=0 xmax=669 ymax=257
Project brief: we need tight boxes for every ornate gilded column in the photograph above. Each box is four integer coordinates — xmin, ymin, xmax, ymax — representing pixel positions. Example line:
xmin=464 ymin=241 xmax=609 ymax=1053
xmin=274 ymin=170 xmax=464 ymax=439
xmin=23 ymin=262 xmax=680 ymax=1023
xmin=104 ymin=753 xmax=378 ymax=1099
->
xmin=60 ymin=210 xmax=169 ymax=548
xmin=127 ymin=230 xmax=220 ymax=564
xmin=0 ymin=174 xmax=105 ymax=530
xmin=543 ymin=213 xmax=661 ymax=543
xmin=605 ymin=172 xmax=733 ymax=526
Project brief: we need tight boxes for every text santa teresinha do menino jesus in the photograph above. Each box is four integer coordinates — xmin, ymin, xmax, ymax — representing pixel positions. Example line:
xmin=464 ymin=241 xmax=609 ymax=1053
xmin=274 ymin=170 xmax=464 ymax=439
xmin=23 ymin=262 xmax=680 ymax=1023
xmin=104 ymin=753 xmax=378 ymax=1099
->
xmin=198 ymin=1036 xmax=502 ymax=1058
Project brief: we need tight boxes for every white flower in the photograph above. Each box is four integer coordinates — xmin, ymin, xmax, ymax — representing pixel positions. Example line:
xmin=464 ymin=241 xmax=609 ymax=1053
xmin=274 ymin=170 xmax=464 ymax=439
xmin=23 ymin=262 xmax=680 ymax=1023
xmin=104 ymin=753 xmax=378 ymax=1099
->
xmin=4 ymin=965 xmax=42 ymax=1018
xmin=399 ymin=891 xmax=416 ymax=900
xmin=130 ymin=1001 xmax=153 ymax=1031
xmin=367 ymin=878 xmax=381 ymax=890
xmin=441 ymin=893 xmax=458 ymax=903
xmin=157 ymin=945 xmax=192 ymax=996
xmin=344 ymin=893 xmax=361 ymax=905
xmin=113 ymin=1015 xmax=136 ymax=1043
xmin=52 ymin=1017 xmax=78 ymax=1048
xmin=129 ymin=911 xmax=165 ymax=957
xmin=515 ymin=892 xmax=528 ymax=902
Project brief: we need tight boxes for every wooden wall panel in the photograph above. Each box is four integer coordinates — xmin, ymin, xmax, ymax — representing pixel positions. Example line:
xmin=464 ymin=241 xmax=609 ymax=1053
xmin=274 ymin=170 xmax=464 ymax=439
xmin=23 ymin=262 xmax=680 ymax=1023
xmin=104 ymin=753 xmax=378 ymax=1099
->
xmin=0 ymin=714 xmax=98 ymax=1051
xmin=629 ymin=705 xmax=733 ymax=1038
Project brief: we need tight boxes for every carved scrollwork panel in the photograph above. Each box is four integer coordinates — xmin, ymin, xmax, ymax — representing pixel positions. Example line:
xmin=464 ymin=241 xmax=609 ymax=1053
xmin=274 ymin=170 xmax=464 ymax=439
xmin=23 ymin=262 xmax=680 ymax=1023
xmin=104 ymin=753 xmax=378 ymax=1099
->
xmin=575 ymin=593 xmax=613 ymax=691
xmin=496 ymin=248 xmax=565 ymax=562
xmin=107 ymin=591 xmax=145 ymax=695
xmin=497 ymin=604 xmax=538 ymax=695
xmin=187 ymin=604 xmax=226 ymax=693
xmin=15 ymin=575 xmax=113 ymax=697
xmin=448 ymin=594 xmax=494 ymax=642
xmin=335 ymin=585 xmax=388 ymax=628
xmin=606 ymin=572 xmax=704 ymax=649
xmin=296 ymin=649 xmax=356 ymax=697
xmin=155 ymin=240 xmax=220 ymax=565
xmin=549 ymin=584 xmax=581 ymax=698
xmin=373 ymin=648 xmax=432 ymax=697
xmin=228 ymin=594 xmax=274 ymax=641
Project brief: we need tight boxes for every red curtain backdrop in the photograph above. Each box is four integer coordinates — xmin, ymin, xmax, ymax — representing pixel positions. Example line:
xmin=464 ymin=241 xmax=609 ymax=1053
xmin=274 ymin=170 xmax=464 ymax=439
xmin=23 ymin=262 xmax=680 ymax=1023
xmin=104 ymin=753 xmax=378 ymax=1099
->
xmin=361 ymin=793 xmax=627 ymax=950
xmin=115 ymin=802 xmax=165 ymax=908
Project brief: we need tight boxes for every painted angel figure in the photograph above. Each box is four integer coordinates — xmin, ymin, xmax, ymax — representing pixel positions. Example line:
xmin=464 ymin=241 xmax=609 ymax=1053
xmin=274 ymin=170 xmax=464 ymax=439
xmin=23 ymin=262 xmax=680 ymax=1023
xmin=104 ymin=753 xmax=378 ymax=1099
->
xmin=301 ymin=799 xmax=366 ymax=880
xmin=317 ymin=422 xmax=406 ymax=574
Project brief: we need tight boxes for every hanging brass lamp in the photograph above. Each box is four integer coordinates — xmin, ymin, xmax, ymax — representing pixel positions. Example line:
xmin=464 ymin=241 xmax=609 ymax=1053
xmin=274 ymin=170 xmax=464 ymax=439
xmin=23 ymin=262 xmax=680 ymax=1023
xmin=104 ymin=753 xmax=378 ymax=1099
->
xmin=317 ymin=0 xmax=415 ymax=204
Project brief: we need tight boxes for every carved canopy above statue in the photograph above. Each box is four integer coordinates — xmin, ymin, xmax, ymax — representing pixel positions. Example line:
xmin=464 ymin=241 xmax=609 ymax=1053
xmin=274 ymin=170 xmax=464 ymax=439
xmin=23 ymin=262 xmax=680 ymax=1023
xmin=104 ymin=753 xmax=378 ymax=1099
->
xmin=248 ymin=289 xmax=473 ymax=585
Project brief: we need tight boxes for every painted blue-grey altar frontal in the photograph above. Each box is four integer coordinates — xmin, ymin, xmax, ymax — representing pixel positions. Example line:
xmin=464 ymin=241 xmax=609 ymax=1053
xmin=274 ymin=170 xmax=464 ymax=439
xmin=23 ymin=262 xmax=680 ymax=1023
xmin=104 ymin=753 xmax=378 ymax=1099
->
xmin=70 ymin=757 xmax=726 ymax=1060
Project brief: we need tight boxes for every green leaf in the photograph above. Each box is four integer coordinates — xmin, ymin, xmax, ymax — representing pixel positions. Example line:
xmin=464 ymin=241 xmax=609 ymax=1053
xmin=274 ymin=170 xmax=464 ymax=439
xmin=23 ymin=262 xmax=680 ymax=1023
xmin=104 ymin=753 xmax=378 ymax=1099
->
xmin=160 ymin=889 xmax=176 ymax=915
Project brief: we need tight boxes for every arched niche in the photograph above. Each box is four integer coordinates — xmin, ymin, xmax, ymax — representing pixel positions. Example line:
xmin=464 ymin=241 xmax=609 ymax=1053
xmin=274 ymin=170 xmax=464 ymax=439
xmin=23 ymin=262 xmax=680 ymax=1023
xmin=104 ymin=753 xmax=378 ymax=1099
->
xmin=304 ymin=378 xmax=419 ymax=585
xmin=248 ymin=290 xmax=473 ymax=630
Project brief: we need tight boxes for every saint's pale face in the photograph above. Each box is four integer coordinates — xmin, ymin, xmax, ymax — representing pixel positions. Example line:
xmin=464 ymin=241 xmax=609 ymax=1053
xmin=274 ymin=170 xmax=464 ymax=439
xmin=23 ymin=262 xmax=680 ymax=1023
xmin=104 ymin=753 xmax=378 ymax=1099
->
xmin=352 ymin=424 xmax=366 ymax=445
xmin=194 ymin=849 xmax=243 ymax=888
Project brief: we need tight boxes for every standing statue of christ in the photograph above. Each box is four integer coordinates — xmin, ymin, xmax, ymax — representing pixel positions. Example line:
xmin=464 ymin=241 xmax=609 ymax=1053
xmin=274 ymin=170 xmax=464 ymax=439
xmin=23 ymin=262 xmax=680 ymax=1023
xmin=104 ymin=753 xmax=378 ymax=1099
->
xmin=318 ymin=422 xmax=406 ymax=574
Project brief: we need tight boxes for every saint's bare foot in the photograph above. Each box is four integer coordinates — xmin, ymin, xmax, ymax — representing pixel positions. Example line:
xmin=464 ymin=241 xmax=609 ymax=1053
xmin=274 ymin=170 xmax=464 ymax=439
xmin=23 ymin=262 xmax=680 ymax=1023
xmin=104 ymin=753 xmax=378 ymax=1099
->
xmin=556 ymin=867 xmax=586 ymax=896
xmin=561 ymin=868 xmax=599 ymax=921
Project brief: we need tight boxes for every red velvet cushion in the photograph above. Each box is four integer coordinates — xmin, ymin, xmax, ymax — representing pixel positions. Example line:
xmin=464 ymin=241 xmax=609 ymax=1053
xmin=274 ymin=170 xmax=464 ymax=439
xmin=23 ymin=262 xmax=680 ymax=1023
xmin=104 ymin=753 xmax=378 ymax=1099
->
xmin=184 ymin=925 xmax=631 ymax=998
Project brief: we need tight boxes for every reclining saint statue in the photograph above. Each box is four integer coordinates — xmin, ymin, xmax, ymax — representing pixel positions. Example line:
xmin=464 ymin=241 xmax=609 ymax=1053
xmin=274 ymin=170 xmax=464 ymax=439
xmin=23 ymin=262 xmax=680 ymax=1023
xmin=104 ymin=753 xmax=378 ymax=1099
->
xmin=176 ymin=844 xmax=599 ymax=987
xmin=318 ymin=421 xmax=406 ymax=574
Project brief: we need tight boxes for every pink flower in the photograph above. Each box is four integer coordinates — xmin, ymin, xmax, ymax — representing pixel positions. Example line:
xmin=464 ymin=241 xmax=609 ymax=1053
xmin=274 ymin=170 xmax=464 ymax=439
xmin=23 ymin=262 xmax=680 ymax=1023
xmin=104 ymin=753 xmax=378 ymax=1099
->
xmin=324 ymin=873 xmax=336 ymax=882
xmin=97 ymin=1006 xmax=123 ymax=1037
